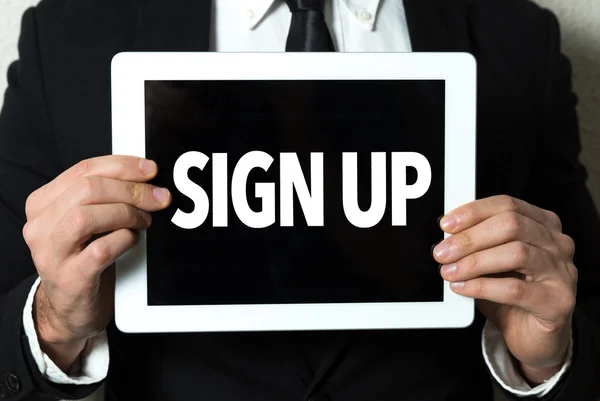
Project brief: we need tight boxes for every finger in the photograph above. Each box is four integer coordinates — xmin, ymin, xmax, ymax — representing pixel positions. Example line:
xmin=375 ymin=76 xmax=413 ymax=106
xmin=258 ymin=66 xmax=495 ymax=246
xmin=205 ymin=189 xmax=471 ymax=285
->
xmin=449 ymin=277 xmax=547 ymax=314
xmin=69 ymin=228 xmax=140 ymax=281
xmin=440 ymin=241 xmax=555 ymax=282
xmin=433 ymin=211 xmax=552 ymax=265
xmin=440 ymin=195 xmax=562 ymax=234
xmin=52 ymin=204 xmax=151 ymax=258
xmin=46 ymin=176 xmax=171 ymax=226
xmin=27 ymin=156 xmax=158 ymax=219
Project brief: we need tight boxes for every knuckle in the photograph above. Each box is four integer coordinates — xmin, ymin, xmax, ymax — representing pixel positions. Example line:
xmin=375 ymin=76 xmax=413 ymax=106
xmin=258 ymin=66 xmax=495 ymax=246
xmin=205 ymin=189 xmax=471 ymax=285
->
xmin=460 ymin=254 xmax=478 ymax=272
xmin=25 ymin=191 xmax=39 ymax=219
xmin=455 ymin=231 xmax=473 ymax=248
xmin=560 ymin=234 xmax=576 ymax=258
xmin=472 ymin=280 xmax=486 ymax=296
xmin=545 ymin=210 xmax=562 ymax=230
xmin=502 ymin=211 xmax=523 ymax=233
xmin=556 ymin=289 xmax=576 ymax=316
xmin=545 ymin=241 xmax=562 ymax=258
xmin=88 ymin=241 xmax=111 ymax=265
xmin=120 ymin=203 xmax=135 ymax=219
xmin=566 ymin=262 xmax=579 ymax=283
xmin=121 ymin=204 xmax=139 ymax=225
xmin=499 ymin=195 xmax=519 ymax=212
xmin=506 ymin=280 xmax=526 ymax=301
xmin=67 ymin=207 xmax=91 ymax=234
xmin=114 ymin=157 xmax=128 ymax=176
xmin=512 ymin=242 xmax=530 ymax=266
xmin=563 ymin=293 xmax=577 ymax=313
xmin=73 ymin=159 xmax=91 ymax=179
xmin=130 ymin=183 xmax=146 ymax=205
xmin=22 ymin=221 xmax=37 ymax=245
xmin=78 ymin=176 xmax=100 ymax=202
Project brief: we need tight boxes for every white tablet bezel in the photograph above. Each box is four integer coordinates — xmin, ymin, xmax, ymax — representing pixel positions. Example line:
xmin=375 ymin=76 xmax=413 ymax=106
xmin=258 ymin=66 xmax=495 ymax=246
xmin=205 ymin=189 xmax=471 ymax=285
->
xmin=111 ymin=52 xmax=476 ymax=333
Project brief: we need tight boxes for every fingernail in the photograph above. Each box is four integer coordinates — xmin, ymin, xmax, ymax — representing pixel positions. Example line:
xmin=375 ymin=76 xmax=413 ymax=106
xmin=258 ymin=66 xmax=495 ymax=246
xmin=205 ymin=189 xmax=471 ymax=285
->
xmin=434 ymin=241 xmax=451 ymax=258
xmin=441 ymin=263 xmax=457 ymax=277
xmin=450 ymin=282 xmax=465 ymax=289
xmin=440 ymin=214 xmax=459 ymax=231
xmin=153 ymin=187 xmax=170 ymax=203
xmin=140 ymin=159 xmax=157 ymax=175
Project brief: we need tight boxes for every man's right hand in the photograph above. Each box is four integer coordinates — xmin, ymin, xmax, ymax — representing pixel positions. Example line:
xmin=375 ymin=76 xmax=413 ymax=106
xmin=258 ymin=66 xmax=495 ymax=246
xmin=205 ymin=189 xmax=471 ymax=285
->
xmin=22 ymin=156 xmax=172 ymax=372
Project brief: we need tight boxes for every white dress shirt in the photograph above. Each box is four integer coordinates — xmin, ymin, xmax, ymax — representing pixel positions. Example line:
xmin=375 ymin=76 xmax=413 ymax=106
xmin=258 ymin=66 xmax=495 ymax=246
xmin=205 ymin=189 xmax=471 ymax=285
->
xmin=23 ymin=0 xmax=572 ymax=399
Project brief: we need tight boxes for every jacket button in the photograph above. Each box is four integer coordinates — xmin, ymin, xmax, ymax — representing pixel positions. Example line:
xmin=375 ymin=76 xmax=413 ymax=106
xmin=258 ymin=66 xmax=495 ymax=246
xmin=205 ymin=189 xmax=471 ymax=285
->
xmin=308 ymin=393 xmax=331 ymax=401
xmin=4 ymin=374 xmax=20 ymax=393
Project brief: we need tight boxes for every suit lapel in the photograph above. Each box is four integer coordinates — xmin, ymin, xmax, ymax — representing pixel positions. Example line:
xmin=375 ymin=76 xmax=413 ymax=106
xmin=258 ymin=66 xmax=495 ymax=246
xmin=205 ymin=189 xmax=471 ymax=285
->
xmin=133 ymin=0 xmax=212 ymax=51
xmin=403 ymin=0 xmax=470 ymax=53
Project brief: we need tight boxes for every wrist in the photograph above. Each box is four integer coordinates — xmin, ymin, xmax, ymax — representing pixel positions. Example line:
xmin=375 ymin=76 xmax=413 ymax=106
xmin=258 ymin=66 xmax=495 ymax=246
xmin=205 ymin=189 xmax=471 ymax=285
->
xmin=38 ymin=339 xmax=88 ymax=374
xmin=517 ymin=337 xmax=570 ymax=386
xmin=33 ymin=288 xmax=87 ymax=372
xmin=516 ymin=317 xmax=573 ymax=386
xmin=519 ymin=360 xmax=565 ymax=386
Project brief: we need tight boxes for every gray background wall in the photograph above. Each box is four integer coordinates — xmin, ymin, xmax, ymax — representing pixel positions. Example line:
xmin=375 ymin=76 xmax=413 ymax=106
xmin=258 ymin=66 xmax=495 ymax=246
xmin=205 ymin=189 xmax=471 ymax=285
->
xmin=530 ymin=0 xmax=600 ymax=207
xmin=0 ymin=1 xmax=598 ymax=401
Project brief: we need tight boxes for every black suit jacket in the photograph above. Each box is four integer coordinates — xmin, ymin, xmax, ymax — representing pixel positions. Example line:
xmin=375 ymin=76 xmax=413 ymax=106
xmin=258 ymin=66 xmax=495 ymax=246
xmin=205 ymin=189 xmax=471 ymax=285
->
xmin=0 ymin=0 xmax=599 ymax=400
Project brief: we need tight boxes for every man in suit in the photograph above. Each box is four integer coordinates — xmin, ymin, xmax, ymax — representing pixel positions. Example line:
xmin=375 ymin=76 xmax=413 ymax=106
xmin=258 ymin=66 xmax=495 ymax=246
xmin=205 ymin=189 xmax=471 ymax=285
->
xmin=0 ymin=0 xmax=599 ymax=400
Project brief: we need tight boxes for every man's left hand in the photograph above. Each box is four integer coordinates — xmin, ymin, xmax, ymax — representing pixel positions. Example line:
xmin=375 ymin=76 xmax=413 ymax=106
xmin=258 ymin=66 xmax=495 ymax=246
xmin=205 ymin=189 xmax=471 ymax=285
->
xmin=434 ymin=195 xmax=577 ymax=384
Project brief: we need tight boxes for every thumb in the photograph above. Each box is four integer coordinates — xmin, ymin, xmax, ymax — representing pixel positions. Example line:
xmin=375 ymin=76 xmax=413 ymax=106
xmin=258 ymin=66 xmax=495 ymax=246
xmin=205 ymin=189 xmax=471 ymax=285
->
xmin=476 ymin=299 xmax=504 ymax=328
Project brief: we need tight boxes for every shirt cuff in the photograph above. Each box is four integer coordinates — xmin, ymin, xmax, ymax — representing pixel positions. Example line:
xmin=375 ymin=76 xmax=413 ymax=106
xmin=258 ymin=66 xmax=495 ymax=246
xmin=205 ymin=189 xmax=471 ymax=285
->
xmin=22 ymin=277 xmax=110 ymax=385
xmin=482 ymin=319 xmax=572 ymax=398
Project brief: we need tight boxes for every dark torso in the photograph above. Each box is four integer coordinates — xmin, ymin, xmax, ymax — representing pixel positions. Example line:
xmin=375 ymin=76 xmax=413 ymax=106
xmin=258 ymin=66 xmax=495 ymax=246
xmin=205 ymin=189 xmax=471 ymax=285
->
xmin=28 ymin=0 xmax=555 ymax=399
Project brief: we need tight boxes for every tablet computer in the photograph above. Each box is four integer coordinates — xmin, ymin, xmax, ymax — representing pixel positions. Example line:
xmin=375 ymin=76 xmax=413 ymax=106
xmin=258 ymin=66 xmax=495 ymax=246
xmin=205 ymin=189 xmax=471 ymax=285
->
xmin=111 ymin=52 xmax=476 ymax=333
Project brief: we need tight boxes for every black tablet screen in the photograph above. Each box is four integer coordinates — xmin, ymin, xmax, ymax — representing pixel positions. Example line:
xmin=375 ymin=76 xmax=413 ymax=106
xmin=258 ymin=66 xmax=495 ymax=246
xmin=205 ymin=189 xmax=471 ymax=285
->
xmin=145 ymin=80 xmax=445 ymax=306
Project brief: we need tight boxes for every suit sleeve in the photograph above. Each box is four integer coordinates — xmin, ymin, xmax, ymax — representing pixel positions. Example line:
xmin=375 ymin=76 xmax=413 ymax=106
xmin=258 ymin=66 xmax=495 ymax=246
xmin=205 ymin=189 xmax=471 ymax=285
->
xmin=0 ymin=7 xmax=102 ymax=401
xmin=500 ymin=8 xmax=600 ymax=401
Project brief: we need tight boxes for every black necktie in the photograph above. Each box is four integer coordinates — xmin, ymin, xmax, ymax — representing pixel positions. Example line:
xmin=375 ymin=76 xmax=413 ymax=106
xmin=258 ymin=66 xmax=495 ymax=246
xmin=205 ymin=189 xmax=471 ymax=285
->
xmin=284 ymin=0 xmax=335 ymax=51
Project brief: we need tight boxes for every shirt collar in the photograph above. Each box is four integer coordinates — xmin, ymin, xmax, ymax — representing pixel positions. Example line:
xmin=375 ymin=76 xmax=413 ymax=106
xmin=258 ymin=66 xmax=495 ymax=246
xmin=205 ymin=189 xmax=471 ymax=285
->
xmin=244 ymin=0 xmax=381 ymax=31
xmin=244 ymin=0 xmax=277 ymax=29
